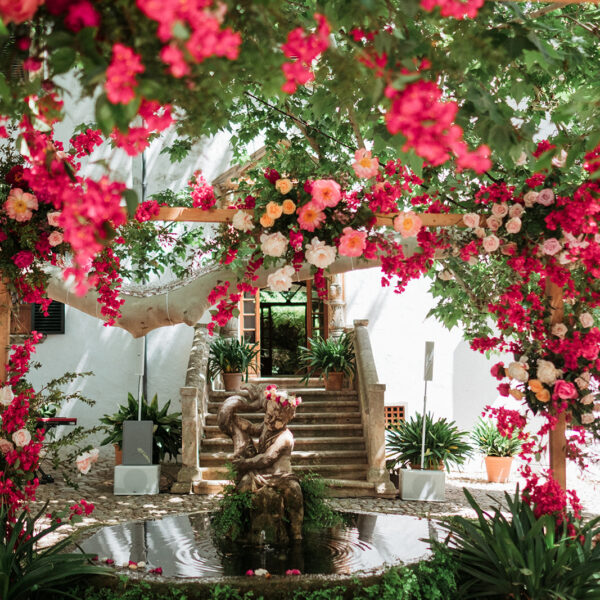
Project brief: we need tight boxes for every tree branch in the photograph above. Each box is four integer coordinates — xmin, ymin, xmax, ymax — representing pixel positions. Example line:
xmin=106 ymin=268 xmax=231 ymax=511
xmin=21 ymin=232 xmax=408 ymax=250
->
xmin=347 ymin=105 xmax=365 ymax=149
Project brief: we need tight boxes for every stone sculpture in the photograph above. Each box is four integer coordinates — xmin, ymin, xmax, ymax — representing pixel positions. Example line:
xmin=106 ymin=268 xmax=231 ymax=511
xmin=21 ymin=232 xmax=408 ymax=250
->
xmin=217 ymin=383 xmax=304 ymax=544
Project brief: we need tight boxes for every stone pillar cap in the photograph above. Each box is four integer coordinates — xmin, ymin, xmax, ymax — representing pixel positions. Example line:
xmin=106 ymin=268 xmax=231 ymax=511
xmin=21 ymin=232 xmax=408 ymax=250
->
xmin=353 ymin=319 xmax=369 ymax=327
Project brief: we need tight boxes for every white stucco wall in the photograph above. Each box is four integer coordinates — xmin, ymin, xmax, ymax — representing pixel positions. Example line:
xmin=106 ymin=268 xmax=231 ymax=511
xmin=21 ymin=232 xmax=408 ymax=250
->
xmin=345 ymin=268 xmax=503 ymax=433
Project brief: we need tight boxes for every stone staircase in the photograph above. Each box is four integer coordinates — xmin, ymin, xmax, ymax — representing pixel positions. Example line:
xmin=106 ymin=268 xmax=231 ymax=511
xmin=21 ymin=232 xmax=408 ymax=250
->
xmin=193 ymin=378 xmax=391 ymax=497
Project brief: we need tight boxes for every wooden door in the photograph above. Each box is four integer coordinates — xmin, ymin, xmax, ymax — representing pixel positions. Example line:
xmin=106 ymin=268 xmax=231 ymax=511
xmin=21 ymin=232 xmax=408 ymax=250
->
xmin=239 ymin=289 xmax=260 ymax=377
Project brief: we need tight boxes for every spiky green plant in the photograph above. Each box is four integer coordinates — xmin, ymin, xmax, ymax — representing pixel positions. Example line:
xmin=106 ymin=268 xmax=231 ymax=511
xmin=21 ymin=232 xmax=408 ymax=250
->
xmin=207 ymin=337 xmax=259 ymax=380
xmin=386 ymin=412 xmax=472 ymax=471
xmin=471 ymin=417 xmax=522 ymax=457
xmin=439 ymin=489 xmax=600 ymax=599
xmin=100 ymin=393 xmax=181 ymax=463
xmin=298 ymin=332 xmax=355 ymax=380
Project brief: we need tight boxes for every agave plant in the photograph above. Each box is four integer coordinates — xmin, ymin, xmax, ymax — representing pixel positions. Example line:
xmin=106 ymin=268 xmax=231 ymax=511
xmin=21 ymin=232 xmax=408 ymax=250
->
xmin=471 ymin=417 xmax=522 ymax=457
xmin=439 ymin=489 xmax=600 ymax=599
xmin=386 ymin=412 xmax=472 ymax=471
xmin=207 ymin=336 xmax=259 ymax=380
xmin=0 ymin=503 xmax=107 ymax=600
xmin=100 ymin=393 xmax=182 ymax=463
xmin=298 ymin=332 xmax=356 ymax=379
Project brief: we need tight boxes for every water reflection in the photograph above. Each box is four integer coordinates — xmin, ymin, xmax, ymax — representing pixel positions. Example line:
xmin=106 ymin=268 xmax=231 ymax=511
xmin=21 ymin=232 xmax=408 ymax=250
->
xmin=80 ymin=512 xmax=433 ymax=578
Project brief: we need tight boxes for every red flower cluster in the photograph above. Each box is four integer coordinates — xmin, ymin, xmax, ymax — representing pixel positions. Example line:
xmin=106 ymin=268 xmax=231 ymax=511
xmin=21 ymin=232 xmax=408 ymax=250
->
xmin=420 ymin=0 xmax=484 ymax=19
xmin=134 ymin=199 xmax=162 ymax=222
xmin=105 ymin=44 xmax=145 ymax=105
xmin=89 ymin=248 xmax=124 ymax=327
xmin=281 ymin=13 xmax=330 ymax=94
xmin=70 ymin=128 xmax=103 ymax=158
xmin=190 ymin=172 xmax=216 ymax=209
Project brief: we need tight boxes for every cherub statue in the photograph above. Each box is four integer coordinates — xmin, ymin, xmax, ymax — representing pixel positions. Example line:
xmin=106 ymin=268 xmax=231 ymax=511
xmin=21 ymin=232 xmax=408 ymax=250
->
xmin=217 ymin=383 xmax=304 ymax=542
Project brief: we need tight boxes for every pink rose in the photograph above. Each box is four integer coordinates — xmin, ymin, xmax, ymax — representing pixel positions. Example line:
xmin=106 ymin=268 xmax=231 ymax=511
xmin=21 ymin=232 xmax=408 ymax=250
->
xmin=311 ymin=179 xmax=341 ymax=209
xmin=462 ymin=213 xmax=480 ymax=228
xmin=76 ymin=452 xmax=93 ymax=474
xmin=579 ymin=312 xmax=594 ymax=328
xmin=505 ymin=217 xmax=522 ymax=234
xmin=48 ymin=231 xmax=63 ymax=247
xmin=0 ymin=0 xmax=42 ymax=24
xmin=12 ymin=428 xmax=31 ymax=447
xmin=491 ymin=203 xmax=508 ymax=218
xmin=0 ymin=438 xmax=13 ymax=455
xmin=47 ymin=211 xmax=62 ymax=227
xmin=508 ymin=204 xmax=524 ymax=218
xmin=338 ymin=227 xmax=367 ymax=257
xmin=13 ymin=250 xmax=34 ymax=269
xmin=523 ymin=191 xmax=538 ymax=207
xmin=551 ymin=323 xmax=568 ymax=338
xmin=486 ymin=215 xmax=502 ymax=231
xmin=536 ymin=188 xmax=555 ymax=206
xmin=553 ymin=380 xmax=578 ymax=400
xmin=482 ymin=234 xmax=500 ymax=253
xmin=542 ymin=238 xmax=561 ymax=256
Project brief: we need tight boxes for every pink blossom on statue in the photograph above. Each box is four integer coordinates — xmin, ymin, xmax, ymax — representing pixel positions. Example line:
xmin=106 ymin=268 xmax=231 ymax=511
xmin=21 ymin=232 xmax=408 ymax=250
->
xmin=542 ymin=238 xmax=562 ymax=256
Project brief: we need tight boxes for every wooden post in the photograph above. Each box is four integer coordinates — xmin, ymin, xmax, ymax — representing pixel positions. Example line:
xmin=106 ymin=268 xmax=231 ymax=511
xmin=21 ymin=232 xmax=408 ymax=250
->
xmin=546 ymin=279 xmax=567 ymax=489
xmin=0 ymin=279 xmax=11 ymax=384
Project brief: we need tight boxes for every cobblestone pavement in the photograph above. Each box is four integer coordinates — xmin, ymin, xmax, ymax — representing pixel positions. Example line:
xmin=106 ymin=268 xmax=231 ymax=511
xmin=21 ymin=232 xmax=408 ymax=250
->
xmin=31 ymin=456 xmax=600 ymax=547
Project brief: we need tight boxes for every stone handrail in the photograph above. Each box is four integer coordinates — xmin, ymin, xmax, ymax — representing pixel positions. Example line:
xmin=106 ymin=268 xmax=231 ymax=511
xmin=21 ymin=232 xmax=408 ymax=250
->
xmin=353 ymin=319 xmax=396 ymax=494
xmin=171 ymin=323 xmax=211 ymax=493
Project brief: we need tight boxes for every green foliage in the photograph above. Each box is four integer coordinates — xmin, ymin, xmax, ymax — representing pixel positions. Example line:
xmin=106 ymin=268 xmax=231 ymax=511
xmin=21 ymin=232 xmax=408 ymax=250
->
xmin=471 ymin=417 xmax=522 ymax=457
xmin=160 ymin=139 xmax=194 ymax=163
xmin=441 ymin=489 xmax=600 ymax=600
xmin=207 ymin=337 xmax=260 ymax=379
xmin=299 ymin=472 xmax=342 ymax=530
xmin=99 ymin=393 xmax=182 ymax=463
xmin=0 ymin=503 xmax=108 ymax=600
xmin=65 ymin=578 xmax=189 ymax=600
xmin=386 ymin=412 xmax=472 ymax=471
xmin=210 ymin=478 xmax=254 ymax=541
xmin=298 ymin=333 xmax=355 ymax=380
xmin=267 ymin=305 xmax=306 ymax=375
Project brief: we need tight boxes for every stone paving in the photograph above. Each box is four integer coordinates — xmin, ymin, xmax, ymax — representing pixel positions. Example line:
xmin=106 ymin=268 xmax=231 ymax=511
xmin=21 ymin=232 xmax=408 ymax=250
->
xmin=31 ymin=455 xmax=600 ymax=548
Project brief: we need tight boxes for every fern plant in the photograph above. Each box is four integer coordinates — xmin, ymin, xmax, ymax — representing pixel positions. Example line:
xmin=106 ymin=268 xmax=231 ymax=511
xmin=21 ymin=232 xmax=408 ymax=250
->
xmin=100 ymin=393 xmax=182 ymax=463
xmin=386 ymin=412 xmax=472 ymax=471
xmin=298 ymin=332 xmax=356 ymax=380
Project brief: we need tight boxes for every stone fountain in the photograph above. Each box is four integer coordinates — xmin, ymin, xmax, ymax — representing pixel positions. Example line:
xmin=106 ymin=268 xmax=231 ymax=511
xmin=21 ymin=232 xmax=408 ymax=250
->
xmin=217 ymin=383 xmax=304 ymax=545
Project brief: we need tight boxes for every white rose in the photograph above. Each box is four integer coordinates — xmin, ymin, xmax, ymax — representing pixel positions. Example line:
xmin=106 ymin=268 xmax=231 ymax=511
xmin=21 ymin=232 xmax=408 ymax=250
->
xmin=76 ymin=451 xmax=92 ymax=474
xmin=89 ymin=448 xmax=100 ymax=463
xmin=507 ymin=361 xmax=528 ymax=383
xmin=581 ymin=393 xmax=595 ymax=405
xmin=515 ymin=152 xmax=528 ymax=166
xmin=12 ymin=428 xmax=31 ymax=447
xmin=551 ymin=323 xmax=568 ymax=339
xmin=255 ymin=569 xmax=269 ymax=577
xmin=509 ymin=204 xmax=524 ymax=219
xmin=580 ymin=312 xmax=594 ymax=329
xmin=0 ymin=385 xmax=14 ymax=406
xmin=523 ymin=191 xmax=538 ymax=208
xmin=267 ymin=265 xmax=295 ymax=292
xmin=260 ymin=232 xmax=288 ymax=257
xmin=581 ymin=413 xmax=595 ymax=425
xmin=537 ymin=359 xmax=560 ymax=385
xmin=304 ymin=237 xmax=337 ymax=269
xmin=232 ymin=210 xmax=254 ymax=233
xmin=551 ymin=149 xmax=568 ymax=168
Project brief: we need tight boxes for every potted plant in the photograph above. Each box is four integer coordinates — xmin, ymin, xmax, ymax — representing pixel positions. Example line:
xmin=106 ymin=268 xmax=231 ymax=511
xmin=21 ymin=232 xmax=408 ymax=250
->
xmin=299 ymin=332 xmax=355 ymax=391
xmin=471 ymin=417 xmax=522 ymax=483
xmin=207 ymin=336 xmax=259 ymax=391
xmin=100 ymin=393 xmax=182 ymax=465
xmin=386 ymin=412 xmax=472 ymax=472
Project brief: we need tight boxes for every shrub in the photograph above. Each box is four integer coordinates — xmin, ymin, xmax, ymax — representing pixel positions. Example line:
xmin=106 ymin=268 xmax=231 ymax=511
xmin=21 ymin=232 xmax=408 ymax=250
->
xmin=207 ymin=337 xmax=259 ymax=380
xmin=298 ymin=333 xmax=355 ymax=380
xmin=440 ymin=488 xmax=600 ymax=599
xmin=471 ymin=417 xmax=522 ymax=457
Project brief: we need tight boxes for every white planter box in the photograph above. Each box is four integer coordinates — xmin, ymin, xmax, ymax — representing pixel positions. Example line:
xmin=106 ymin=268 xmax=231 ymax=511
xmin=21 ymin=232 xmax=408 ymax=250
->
xmin=399 ymin=469 xmax=445 ymax=501
xmin=114 ymin=464 xmax=160 ymax=495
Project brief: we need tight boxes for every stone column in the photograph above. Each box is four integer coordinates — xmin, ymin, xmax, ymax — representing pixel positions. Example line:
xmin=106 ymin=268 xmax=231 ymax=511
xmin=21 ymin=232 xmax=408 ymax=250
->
xmin=171 ymin=387 xmax=203 ymax=493
xmin=327 ymin=274 xmax=346 ymax=339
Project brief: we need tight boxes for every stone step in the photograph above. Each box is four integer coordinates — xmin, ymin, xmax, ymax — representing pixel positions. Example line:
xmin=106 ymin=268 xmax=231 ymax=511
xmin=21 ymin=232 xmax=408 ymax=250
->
xmin=204 ymin=412 xmax=362 ymax=426
xmin=203 ymin=424 xmax=364 ymax=438
xmin=248 ymin=377 xmax=323 ymax=387
xmin=207 ymin=399 xmax=360 ymax=415
xmin=208 ymin=389 xmax=358 ymax=401
xmin=198 ymin=463 xmax=369 ymax=481
xmin=199 ymin=448 xmax=368 ymax=466
xmin=201 ymin=437 xmax=366 ymax=452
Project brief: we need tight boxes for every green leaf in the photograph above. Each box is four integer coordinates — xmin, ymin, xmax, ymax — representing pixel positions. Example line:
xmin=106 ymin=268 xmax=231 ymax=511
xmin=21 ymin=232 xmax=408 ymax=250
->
xmin=123 ymin=189 xmax=139 ymax=218
xmin=94 ymin=94 xmax=116 ymax=135
xmin=50 ymin=47 xmax=77 ymax=75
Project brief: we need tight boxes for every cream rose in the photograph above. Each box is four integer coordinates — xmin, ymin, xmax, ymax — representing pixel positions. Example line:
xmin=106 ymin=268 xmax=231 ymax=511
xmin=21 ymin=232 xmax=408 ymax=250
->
xmin=537 ymin=359 xmax=561 ymax=385
xmin=507 ymin=361 xmax=528 ymax=383
xmin=551 ymin=323 xmax=568 ymax=338
xmin=505 ymin=217 xmax=522 ymax=234
xmin=0 ymin=385 xmax=14 ymax=406
xmin=486 ymin=216 xmax=502 ymax=231
xmin=580 ymin=312 xmax=594 ymax=329
xmin=523 ymin=191 xmax=538 ymax=208
xmin=462 ymin=213 xmax=480 ymax=228
xmin=260 ymin=232 xmax=288 ymax=257
xmin=542 ymin=238 xmax=561 ymax=256
xmin=232 ymin=210 xmax=254 ymax=232
xmin=12 ymin=428 xmax=31 ymax=447
xmin=474 ymin=227 xmax=485 ymax=239
xmin=482 ymin=234 xmax=500 ymax=253
xmin=0 ymin=438 xmax=13 ymax=455
xmin=491 ymin=203 xmax=509 ymax=218
xmin=537 ymin=188 xmax=555 ymax=207
xmin=508 ymin=204 xmax=524 ymax=219
xmin=581 ymin=393 xmax=595 ymax=405
xmin=267 ymin=265 xmax=295 ymax=292
xmin=581 ymin=413 xmax=595 ymax=425
xmin=304 ymin=237 xmax=337 ymax=269
xmin=76 ymin=451 xmax=93 ymax=474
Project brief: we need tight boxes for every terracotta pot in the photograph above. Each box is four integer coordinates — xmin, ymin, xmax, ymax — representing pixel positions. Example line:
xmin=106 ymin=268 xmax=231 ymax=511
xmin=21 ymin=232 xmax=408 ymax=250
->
xmin=410 ymin=461 xmax=445 ymax=471
xmin=485 ymin=456 xmax=513 ymax=483
xmin=114 ymin=444 xmax=122 ymax=466
xmin=324 ymin=372 xmax=343 ymax=391
xmin=223 ymin=372 xmax=243 ymax=391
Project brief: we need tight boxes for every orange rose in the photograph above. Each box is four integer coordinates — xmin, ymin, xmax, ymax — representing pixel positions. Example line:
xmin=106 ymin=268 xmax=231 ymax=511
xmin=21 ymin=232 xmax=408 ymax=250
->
xmin=282 ymin=199 xmax=296 ymax=215
xmin=266 ymin=202 xmax=283 ymax=220
xmin=528 ymin=379 xmax=544 ymax=394
xmin=260 ymin=213 xmax=275 ymax=228
xmin=275 ymin=178 xmax=293 ymax=195
xmin=536 ymin=389 xmax=551 ymax=403
xmin=510 ymin=388 xmax=524 ymax=401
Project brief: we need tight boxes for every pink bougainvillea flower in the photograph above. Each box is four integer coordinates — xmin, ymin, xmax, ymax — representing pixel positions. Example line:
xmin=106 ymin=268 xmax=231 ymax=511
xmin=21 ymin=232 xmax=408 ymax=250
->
xmin=0 ymin=0 xmax=42 ymax=23
xmin=393 ymin=211 xmax=422 ymax=238
xmin=311 ymin=179 xmax=341 ymax=209
xmin=352 ymin=148 xmax=379 ymax=178
xmin=286 ymin=569 xmax=302 ymax=576
xmin=13 ymin=250 xmax=35 ymax=270
xmin=420 ymin=0 xmax=484 ymax=19
xmin=160 ymin=43 xmax=190 ymax=78
xmin=245 ymin=569 xmax=255 ymax=577
xmin=338 ymin=227 xmax=367 ymax=257
xmin=64 ymin=0 xmax=101 ymax=31
xmin=297 ymin=202 xmax=326 ymax=232
xmin=149 ymin=567 xmax=163 ymax=575
xmin=105 ymin=44 xmax=145 ymax=105
xmin=4 ymin=188 xmax=38 ymax=222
